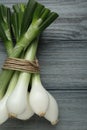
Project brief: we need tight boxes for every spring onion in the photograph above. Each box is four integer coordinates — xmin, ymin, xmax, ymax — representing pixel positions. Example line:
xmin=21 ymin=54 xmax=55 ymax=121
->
xmin=0 ymin=0 xmax=59 ymax=125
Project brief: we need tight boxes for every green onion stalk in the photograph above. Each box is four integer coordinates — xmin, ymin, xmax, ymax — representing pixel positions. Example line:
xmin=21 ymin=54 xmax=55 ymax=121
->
xmin=0 ymin=0 xmax=58 ymax=99
xmin=0 ymin=4 xmax=25 ymax=99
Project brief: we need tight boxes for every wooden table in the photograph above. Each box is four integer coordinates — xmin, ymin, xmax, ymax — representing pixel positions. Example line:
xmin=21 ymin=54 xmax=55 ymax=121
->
xmin=0 ymin=0 xmax=87 ymax=130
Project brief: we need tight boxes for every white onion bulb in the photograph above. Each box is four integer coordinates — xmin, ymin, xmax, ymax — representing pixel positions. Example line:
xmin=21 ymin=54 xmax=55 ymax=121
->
xmin=0 ymin=72 xmax=19 ymax=124
xmin=17 ymin=94 xmax=34 ymax=120
xmin=0 ymin=94 xmax=9 ymax=125
xmin=29 ymin=74 xmax=49 ymax=116
xmin=44 ymin=92 xmax=59 ymax=125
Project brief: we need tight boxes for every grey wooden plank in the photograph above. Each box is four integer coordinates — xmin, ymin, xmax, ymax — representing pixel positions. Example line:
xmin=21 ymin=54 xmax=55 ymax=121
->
xmin=38 ymin=39 xmax=87 ymax=90
xmin=0 ymin=40 xmax=87 ymax=90
xmin=0 ymin=90 xmax=87 ymax=130
xmin=0 ymin=0 xmax=87 ymax=40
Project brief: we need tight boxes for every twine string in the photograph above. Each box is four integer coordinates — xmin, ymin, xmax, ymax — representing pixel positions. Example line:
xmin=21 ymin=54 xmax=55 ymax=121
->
xmin=3 ymin=58 xmax=40 ymax=73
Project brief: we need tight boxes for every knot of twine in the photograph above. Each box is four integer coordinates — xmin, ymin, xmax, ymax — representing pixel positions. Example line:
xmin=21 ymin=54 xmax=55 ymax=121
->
xmin=3 ymin=58 xmax=40 ymax=73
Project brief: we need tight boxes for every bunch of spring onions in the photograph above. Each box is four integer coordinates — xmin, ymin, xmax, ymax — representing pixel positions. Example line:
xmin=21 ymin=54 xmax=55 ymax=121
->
xmin=0 ymin=0 xmax=59 ymax=125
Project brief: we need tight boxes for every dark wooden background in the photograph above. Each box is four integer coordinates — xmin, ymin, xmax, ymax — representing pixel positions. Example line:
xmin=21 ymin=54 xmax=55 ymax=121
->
xmin=0 ymin=0 xmax=87 ymax=130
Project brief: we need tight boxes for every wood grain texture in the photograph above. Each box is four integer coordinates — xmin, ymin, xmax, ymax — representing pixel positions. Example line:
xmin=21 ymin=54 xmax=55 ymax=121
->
xmin=0 ymin=91 xmax=87 ymax=130
xmin=38 ymin=39 xmax=87 ymax=90
xmin=0 ymin=40 xmax=87 ymax=90
xmin=0 ymin=0 xmax=87 ymax=129
xmin=0 ymin=0 xmax=87 ymax=40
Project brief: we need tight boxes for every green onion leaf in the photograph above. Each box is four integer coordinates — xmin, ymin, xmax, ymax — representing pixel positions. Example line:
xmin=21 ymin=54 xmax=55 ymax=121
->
xmin=21 ymin=0 xmax=37 ymax=35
